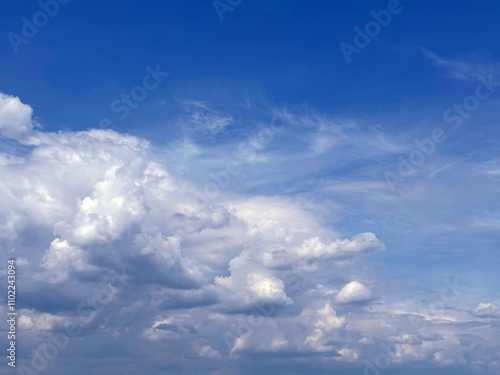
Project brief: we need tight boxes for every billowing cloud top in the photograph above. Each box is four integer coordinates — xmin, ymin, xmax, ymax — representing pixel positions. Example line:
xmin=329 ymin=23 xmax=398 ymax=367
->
xmin=0 ymin=93 xmax=499 ymax=375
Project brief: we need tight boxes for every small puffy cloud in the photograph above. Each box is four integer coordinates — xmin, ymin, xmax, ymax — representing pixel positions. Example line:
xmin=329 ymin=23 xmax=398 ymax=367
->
xmin=313 ymin=303 xmax=346 ymax=331
xmin=296 ymin=232 xmax=385 ymax=261
xmin=336 ymin=281 xmax=372 ymax=304
xmin=197 ymin=344 xmax=222 ymax=358
xmin=246 ymin=273 xmax=290 ymax=302
xmin=142 ymin=312 xmax=203 ymax=341
xmin=335 ymin=347 xmax=360 ymax=362
xmin=17 ymin=309 xmax=84 ymax=331
xmin=231 ymin=320 xmax=288 ymax=355
xmin=391 ymin=334 xmax=467 ymax=366
xmin=0 ymin=93 xmax=36 ymax=142
xmin=472 ymin=303 xmax=500 ymax=318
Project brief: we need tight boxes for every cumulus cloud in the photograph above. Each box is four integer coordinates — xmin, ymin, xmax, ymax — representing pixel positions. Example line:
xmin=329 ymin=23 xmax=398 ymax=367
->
xmin=231 ymin=320 xmax=289 ymax=355
xmin=336 ymin=281 xmax=372 ymax=304
xmin=0 ymin=93 xmax=37 ymax=142
xmin=142 ymin=312 xmax=203 ymax=341
xmin=213 ymin=250 xmax=292 ymax=311
xmin=296 ymin=233 xmax=385 ymax=261
xmin=1 ymin=93 xmax=498 ymax=374
xmin=197 ymin=344 xmax=223 ymax=358
xmin=335 ymin=347 xmax=360 ymax=362
xmin=17 ymin=309 xmax=85 ymax=332
xmin=472 ymin=303 xmax=500 ymax=318
xmin=303 ymin=303 xmax=346 ymax=352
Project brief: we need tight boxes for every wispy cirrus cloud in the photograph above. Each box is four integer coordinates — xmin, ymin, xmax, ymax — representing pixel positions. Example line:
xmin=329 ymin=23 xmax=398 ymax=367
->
xmin=179 ymin=99 xmax=235 ymax=135
xmin=422 ymin=47 xmax=500 ymax=81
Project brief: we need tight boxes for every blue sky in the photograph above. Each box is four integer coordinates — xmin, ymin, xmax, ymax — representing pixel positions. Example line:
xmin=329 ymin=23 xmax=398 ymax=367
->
xmin=0 ymin=1 xmax=500 ymax=374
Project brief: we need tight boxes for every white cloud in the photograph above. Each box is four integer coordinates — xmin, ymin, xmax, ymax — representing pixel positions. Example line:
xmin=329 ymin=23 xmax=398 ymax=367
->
xmin=214 ymin=250 xmax=292 ymax=310
xmin=296 ymin=233 xmax=385 ymax=261
xmin=180 ymin=100 xmax=234 ymax=135
xmin=0 ymin=93 xmax=37 ymax=143
xmin=17 ymin=309 xmax=85 ymax=332
xmin=1 ymin=93 xmax=498 ymax=373
xmin=472 ymin=303 xmax=500 ymax=318
xmin=422 ymin=48 xmax=500 ymax=82
xmin=142 ymin=311 xmax=206 ymax=341
xmin=197 ymin=344 xmax=222 ymax=358
xmin=335 ymin=347 xmax=360 ymax=362
xmin=231 ymin=320 xmax=289 ymax=355
xmin=336 ymin=281 xmax=372 ymax=304
xmin=303 ymin=304 xmax=345 ymax=352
